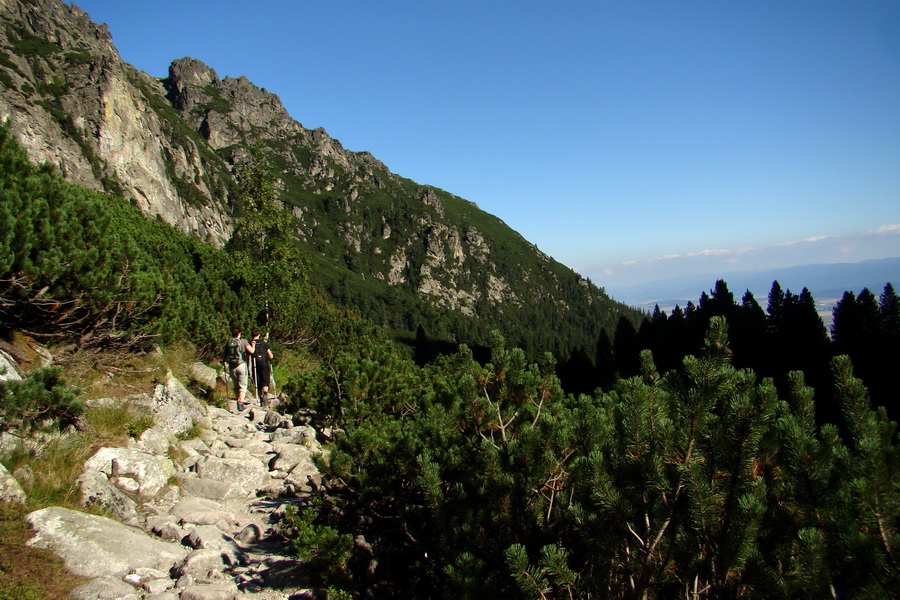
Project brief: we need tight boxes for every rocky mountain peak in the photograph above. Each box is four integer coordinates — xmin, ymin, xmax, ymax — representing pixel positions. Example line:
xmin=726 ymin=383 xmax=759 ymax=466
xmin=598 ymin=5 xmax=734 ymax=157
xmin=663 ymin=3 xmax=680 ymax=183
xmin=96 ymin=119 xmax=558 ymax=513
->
xmin=1 ymin=0 xmax=636 ymax=353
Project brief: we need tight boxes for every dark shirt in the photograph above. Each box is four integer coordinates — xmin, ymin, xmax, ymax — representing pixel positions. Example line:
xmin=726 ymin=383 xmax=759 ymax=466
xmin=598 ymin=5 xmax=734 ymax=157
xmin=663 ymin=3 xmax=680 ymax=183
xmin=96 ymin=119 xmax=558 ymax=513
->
xmin=251 ymin=340 xmax=270 ymax=369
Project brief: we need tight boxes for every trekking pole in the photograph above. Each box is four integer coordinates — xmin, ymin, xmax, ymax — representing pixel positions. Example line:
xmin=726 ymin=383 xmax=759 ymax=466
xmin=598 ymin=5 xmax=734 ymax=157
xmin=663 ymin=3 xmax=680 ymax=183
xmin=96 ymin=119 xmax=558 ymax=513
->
xmin=252 ymin=354 xmax=258 ymax=401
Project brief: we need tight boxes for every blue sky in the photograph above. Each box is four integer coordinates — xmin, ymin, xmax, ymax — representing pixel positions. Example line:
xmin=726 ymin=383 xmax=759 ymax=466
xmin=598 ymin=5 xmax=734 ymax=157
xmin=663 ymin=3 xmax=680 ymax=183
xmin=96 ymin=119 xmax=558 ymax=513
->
xmin=73 ymin=0 xmax=900 ymax=289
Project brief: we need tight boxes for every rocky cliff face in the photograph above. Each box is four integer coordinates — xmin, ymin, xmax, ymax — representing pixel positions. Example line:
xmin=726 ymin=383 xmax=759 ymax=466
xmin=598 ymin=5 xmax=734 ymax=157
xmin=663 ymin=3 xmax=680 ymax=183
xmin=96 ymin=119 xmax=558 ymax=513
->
xmin=0 ymin=0 xmax=633 ymax=347
xmin=0 ymin=0 xmax=231 ymax=243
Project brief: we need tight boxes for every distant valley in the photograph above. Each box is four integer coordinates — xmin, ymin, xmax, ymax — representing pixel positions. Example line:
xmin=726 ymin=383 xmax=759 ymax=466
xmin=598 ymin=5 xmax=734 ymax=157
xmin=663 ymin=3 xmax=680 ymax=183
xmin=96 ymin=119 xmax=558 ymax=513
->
xmin=606 ymin=257 xmax=900 ymax=323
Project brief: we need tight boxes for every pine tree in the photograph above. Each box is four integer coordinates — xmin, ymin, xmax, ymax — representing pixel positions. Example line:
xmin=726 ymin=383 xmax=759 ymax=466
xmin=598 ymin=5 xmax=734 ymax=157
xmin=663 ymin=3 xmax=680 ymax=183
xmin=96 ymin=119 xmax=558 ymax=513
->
xmin=880 ymin=283 xmax=900 ymax=342
xmin=829 ymin=355 xmax=900 ymax=597
xmin=731 ymin=290 xmax=768 ymax=373
xmin=225 ymin=144 xmax=309 ymax=344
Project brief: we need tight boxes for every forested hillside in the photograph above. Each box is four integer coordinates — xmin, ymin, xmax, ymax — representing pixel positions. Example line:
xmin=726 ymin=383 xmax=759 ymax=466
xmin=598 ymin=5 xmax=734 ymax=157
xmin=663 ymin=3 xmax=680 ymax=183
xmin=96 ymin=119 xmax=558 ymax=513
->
xmin=1 ymin=1 xmax=898 ymax=596
xmin=1 ymin=108 xmax=898 ymax=599
xmin=0 ymin=0 xmax=642 ymax=359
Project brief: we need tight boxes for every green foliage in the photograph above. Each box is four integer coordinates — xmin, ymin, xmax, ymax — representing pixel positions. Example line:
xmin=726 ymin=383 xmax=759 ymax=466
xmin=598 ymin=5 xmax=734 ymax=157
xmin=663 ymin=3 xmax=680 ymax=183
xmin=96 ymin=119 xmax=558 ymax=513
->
xmin=7 ymin=25 xmax=59 ymax=57
xmin=0 ymin=580 xmax=42 ymax=600
xmin=83 ymin=405 xmax=143 ymax=441
xmin=284 ymin=317 xmax=900 ymax=599
xmin=0 ymin=123 xmax=244 ymax=351
xmin=199 ymin=84 xmax=232 ymax=113
xmin=282 ymin=506 xmax=354 ymax=587
xmin=62 ymin=51 xmax=93 ymax=66
xmin=225 ymin=144 xmax=312 ymax=343
xmin=0 ymin=367 xmax=83 ymax=434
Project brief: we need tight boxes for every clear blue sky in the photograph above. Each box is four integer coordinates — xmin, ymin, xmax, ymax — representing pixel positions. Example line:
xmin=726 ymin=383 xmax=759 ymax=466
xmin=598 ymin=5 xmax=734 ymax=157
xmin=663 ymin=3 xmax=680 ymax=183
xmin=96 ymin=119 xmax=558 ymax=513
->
xmin=73 ymin=0 xmax=900 ymax=289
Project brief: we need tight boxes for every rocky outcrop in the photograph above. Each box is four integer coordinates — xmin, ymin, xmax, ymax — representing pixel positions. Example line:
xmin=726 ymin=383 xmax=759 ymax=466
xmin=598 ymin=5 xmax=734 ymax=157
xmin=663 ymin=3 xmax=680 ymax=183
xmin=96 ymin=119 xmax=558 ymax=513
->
xmin=0 ymin=349 xmax=21 ymax=381
xmin=0 ymin=0 xmax=634 ymax=348
xmin=26 ymin=506 xmax=190 ymax=578
xmin=1 ymin=338 xmax=329 ymax=599
xmin=0 ymin=461 xmax=27 ymax=503
xmin=0 ymin=0 xmax=231 ymax=243
xmin=22 ymin=399 xmax=327 ymax=599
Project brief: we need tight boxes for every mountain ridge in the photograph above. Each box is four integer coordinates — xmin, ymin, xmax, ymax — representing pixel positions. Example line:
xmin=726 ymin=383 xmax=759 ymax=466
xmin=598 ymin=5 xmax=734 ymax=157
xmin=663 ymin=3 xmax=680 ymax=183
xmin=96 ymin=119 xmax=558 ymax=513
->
xmin=0 ymin=0 xmax=640 ymax=354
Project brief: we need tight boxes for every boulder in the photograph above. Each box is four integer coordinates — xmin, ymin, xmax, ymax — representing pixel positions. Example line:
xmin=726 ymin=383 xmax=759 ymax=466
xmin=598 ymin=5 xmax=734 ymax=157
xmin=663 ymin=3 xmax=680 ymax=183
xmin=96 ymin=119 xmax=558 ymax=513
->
xmin=0 ymin=349 xmax=22 ymax=382
xmin=149 ymin=371 xmax=208 ymax=436
xmin=70 ymin=577 xmax=141 ymax=600
xmin=189 ymin=361 xmax=219 ymax=391
xmin=270 ymin=443 xmax=314 ymax=473
xmin=179 ymin=477 xmax=247 ymax=501
xmin=146 ymin=514 xmax=187 ymax=542
xmin=170 ymin=548 xmax=229 ymax=581
xmin=26 ymin=507 xmax=189 ymax=578
xmin=169 ymin=497 xmax=237 ymax=528
xmin=83 ymin=447 xmax=175 ymax=497
xmin=184 ymin=525 xmax=246 ymax=566
xmin=0 ymin=461 xmax=27 ymax=503
xmin=195 ymin=455 xmax=270 ymax=492
xmin=179 ymin=581 xmax=240 ymax=600
xmin=77 ymin=470 xmax=138 ymax=520
xmin=143 ymin=578 xmax=176 ymax=595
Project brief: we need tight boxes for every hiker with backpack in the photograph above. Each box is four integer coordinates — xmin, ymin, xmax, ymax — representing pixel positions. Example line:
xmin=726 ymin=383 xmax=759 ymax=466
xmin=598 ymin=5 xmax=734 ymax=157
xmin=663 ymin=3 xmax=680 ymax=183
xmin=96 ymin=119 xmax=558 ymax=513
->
xmin=249 ymin=330 xmax=275 ymax=406
xmin=223 ymin=327 xmax=255 ymax=411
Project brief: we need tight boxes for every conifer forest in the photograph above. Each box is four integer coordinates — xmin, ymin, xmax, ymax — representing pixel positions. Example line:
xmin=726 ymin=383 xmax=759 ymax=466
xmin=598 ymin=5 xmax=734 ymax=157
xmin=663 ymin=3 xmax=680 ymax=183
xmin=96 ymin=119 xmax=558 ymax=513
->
xmin=1 ymin=122 xmax=898 ymax=598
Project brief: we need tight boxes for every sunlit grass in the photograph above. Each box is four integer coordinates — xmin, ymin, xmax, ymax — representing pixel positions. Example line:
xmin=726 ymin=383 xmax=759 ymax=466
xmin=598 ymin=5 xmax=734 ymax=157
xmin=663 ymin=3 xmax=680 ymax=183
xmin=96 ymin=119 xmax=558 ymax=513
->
xmin=0 ymin=503 xmax=88 ymax=599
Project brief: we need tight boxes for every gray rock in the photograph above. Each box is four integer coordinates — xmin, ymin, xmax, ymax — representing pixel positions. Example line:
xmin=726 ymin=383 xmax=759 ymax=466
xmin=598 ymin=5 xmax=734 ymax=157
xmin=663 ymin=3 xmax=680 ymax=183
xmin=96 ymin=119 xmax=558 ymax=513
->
xmin=133 ymin=426 xmax=173 ymax=455
xmin=0 ymin=349 xmax=22 ymax=382
xmin=179 ymin=581 xmax=240 ymax=600
xmin=221 ymin=448 xmax=254 ymax=460
xmin=185 ymin=524 xmax=235 ymax=550
xmin=83 ymin=447 xmax=175 ymax=497
xmin=149 ymin=372 xmax=208 ymax=436
xmin=26 ymin=507 xmax=189 ymax=578
xmin=69 ymin=576 xmax=140 ymax=600
xmin=179 ymin=437 xmax=213 ymax=456
xmin=77 ymin=470 xmax=138 ymax=520
xmin=146 ymin=514 xmax=187 ymax=542
xmin=270 ymin=443 xmax=313 ymax=473
xmin=284 ymin=454 xmax=321 ymax=490
xmin=169 ymin=497 xmax=237 ymax=527
xmin=170 ymin=497 xmax=223 ymax=518
xmin=0 ymin=461 xmax=27 ymax=503
xmin=195 ymin=455 xmax=270 ymax=491
xmin=271 ymin=425 xmax=319 ymax=448
xmin=256 ymin=479 xmax=289 ymax=498
xmin=180 ymin=477 xmax=247 ymax=501
xmin=263 ymin=410 xmax=282 ymax=427
xmin=130 ymin=566 xmax=170 ymax=582
xmin=143 ymin=577 xmax=175 ymax=595
xmin=190 ymin=362 xmax=219 ymax=391
xmin=185 ymin=525 xmax=246 ymax=567
xmin=170 ymin=548 xmax=229 ymax=580
xmin=221 ymin=435 xmax=272 ymax=457
xmin=234 ymin=523 xmax=263 ymax=545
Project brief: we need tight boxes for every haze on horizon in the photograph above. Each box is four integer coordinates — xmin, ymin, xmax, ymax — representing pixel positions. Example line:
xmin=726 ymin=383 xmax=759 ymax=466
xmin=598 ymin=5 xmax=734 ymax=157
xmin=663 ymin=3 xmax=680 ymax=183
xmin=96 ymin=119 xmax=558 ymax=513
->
xmin=73 ymin=0 xmax=900 ymax=287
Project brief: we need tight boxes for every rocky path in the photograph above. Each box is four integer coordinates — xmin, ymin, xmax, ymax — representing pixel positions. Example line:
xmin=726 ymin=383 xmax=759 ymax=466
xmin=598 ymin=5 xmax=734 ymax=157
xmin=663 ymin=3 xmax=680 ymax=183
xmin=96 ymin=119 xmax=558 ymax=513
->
xmin=5 ymin=366 xmax=328 ymax=600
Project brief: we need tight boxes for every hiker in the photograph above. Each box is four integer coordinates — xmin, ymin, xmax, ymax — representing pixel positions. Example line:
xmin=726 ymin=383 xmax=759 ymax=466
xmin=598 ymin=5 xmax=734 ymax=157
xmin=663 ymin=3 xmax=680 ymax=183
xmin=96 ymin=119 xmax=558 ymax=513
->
xmin=223 ymin=327 xmax=255 ymax=411
xmin=249 ymin=329 xmax=275 ymax=405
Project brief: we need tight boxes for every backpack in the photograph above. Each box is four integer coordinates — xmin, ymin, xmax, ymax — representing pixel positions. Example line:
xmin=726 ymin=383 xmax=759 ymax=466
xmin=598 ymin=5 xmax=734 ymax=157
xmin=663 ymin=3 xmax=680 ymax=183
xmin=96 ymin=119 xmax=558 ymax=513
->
xmin=224 ymin=337 xmax=243 ymax=367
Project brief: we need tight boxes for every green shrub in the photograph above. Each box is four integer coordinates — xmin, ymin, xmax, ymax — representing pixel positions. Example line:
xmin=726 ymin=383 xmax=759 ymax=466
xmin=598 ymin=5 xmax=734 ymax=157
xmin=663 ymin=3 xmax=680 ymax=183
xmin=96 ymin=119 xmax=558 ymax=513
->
xmin=282 ymin=506 xmax=353 ymax=588
xmin=0 ymin=367 xmax=83 ymax=434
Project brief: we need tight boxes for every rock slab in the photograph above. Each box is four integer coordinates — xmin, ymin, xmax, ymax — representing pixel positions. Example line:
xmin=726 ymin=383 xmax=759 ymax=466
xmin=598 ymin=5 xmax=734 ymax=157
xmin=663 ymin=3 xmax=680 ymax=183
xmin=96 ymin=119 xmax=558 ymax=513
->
xmin=26 ymin=507 xmax=190 ymax=578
